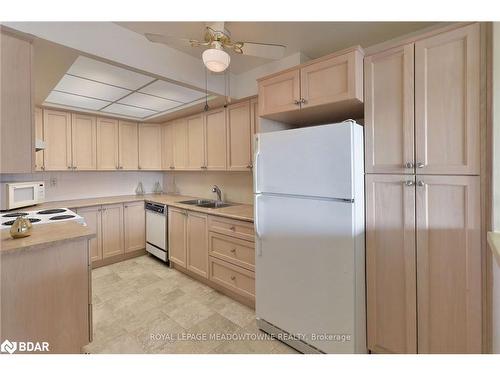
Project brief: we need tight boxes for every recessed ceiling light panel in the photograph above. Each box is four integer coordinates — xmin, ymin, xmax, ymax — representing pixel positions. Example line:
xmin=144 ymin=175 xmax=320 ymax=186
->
xmin=54 ymin=75 xmax=131 ymax=102
xmin=140 ymin=80 xmax=205 ymax=103
xmin=44 ymin=91 xmax=110 ymax=110
xmin=118 ymin=92 xmax=181 ymax=112
xmin=101 ymin=103 xmax=157 ymax=118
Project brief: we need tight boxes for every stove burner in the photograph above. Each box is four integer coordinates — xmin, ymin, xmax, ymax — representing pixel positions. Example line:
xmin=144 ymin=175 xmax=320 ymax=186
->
xmin=37 ymin=208 xmax=67 ymax=215
xmin=2 ymin=212 xmax=28 ymax=218
xmin=2 ymin=218 xmax=41 ymax=226
xmin=49 ymin=215 xmax=75 ymax=221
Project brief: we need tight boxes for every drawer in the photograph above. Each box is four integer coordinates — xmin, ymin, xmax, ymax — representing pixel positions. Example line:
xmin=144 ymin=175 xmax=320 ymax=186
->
xmin=208 ymin=215 xmax=255 ymax=242
xmin=209 ymin=232 xmax=255 ymax=271
xmin=209 ymin=256 xmax=255 ymax=300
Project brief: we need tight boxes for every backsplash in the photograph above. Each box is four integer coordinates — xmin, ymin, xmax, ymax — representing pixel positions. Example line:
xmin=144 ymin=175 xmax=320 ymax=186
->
xmin=164 ymin=171 xmax=253 ymax=205
xmin=0 ymin=171 xmax=164 ymax=202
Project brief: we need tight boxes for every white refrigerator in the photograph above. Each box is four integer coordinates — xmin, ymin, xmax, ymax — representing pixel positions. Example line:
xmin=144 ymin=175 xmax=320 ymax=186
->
xmin=254 ymin=121 xmax=366 ymax=354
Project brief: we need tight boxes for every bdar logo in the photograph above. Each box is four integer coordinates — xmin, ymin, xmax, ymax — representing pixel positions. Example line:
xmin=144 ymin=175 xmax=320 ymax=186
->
xmin=1 ymin=340 xmax=17 ymax=354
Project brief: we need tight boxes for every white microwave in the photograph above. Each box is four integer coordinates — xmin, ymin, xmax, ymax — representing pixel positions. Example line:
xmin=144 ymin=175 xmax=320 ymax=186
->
xmin=0 ymin=181 xmax=45 ymax=211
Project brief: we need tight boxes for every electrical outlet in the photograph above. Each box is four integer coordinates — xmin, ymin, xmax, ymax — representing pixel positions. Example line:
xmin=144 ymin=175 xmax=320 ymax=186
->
xmin=50 ymin=177 xmax=57 ymax=187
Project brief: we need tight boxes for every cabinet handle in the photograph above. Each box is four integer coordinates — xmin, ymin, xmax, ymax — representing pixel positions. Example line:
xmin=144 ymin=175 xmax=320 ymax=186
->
xmin=404 ymin=162 xmax=414 ymax=169
xmin=404 ymin=180 xmax=415 ymax=187
xmin=300 ymin=98 xmax=307 ymax=104
xmin=41 ymin=166 xmax=45 ymax=171
xmin=416 ymin=162 xmax=425 ymax=168
xmin=73 ymin=166 xmax=77 ymax=170
xmin=138 ymin=166 xmax=142 ymax=170
xmin=229 ymin=226 xmax=236 ymax=231
xmin=293 ymin=100 xmax=301 ymax=105
xmin=246 ymin=164 xmax=253 ymax=169
xmin=67 ymin=166 xmax=71 ymax=169
xmin=230 ymin=275 xmax=236 ymax=281
xmin=230 ymin=248 xmax=236 ymax=253
xmin=170 ymin=166 xmax=175 ymax=170
xmin=417 ymin=180 xmax=425 ymax=187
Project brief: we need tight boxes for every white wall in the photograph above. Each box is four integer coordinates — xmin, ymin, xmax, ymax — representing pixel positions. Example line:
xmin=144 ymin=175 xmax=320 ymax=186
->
xmin=492 ymin=22 xmax=500 ymax=354
xmin=0 ymin=171 xmax=163 ymax=202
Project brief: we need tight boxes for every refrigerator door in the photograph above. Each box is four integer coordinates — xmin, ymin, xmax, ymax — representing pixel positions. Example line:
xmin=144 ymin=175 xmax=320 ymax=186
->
xmin=254 ymin=122 xmax=360 ymax=200
xmin=255 ymin=193 xmax=357 ymax=353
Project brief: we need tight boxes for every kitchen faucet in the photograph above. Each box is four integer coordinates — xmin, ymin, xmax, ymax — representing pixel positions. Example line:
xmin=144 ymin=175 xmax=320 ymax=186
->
xmin=212 ymin=185 xmax=222 ymax=202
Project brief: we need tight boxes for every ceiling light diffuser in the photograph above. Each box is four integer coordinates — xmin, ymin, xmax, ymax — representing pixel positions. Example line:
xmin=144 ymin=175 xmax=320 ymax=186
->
xmin=202 ymin=43 xmax=230 ymax=73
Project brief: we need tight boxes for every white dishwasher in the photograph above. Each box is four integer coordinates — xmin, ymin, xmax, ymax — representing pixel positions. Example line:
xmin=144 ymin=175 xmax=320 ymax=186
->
xmin=145 ymin=201 xmax=169 ymax=263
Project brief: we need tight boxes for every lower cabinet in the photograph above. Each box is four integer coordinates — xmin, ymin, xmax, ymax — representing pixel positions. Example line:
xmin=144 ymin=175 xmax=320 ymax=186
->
xmin=77 ymin=206 xmax=103 ymax=263
xmin=124 ymin=201 xmax=145 ymax=253
xmin=366 ymin=174 xmax=482 ymax=353
xmin=101 ymin=203 xmax=124 ymax=258
xmin=168 ymin=207 xmax=188 ymax=267
xmin=186 ymin=212 xmax=209 ymax=278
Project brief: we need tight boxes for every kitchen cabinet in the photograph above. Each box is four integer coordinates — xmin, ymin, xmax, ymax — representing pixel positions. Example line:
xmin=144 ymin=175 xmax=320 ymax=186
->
xmin=209 ymin=256 xmax=255 ymax=300
xmin=173 ymin=118 xmax=188 ymax=170
xmin=257 ymin=46 xmax=364 ymax=125
xmin=204 ymin=107 xmax=227 ymax=170
xmin=365 ymin=174 xmax=417 ymax=354
xmin=416 ymin=175 xmax=481 ymax=353
xmin=43 ymin=109 xmax=72 ymax=171
xmin=227 ymin=101 xmax=252 ymax=171
xmin=124 ymin=201 xmax=145 ymax=253
xmin=186 ymin=114 xmax=205 ymax=170
xmin=364 ymin=44 xmax=415 ymax=174
xmin=77 ymin=206 xmax=103 ymax=262
xmin=0 ymin=31 xmax=33 ymax=174
xmin=168 ymin=207 xmax=187 ymax=267
xmin=415 ymin=23 xmax=480 ymax=175
xmin=96 ymin=117 xmax=119 ymax=170
xmin=250 ymin=97 xmax=258 ymax=155
xmin=186 ymin=211 xmax=208 ymax=278
xmin=162 ymin=122 xmax=174 ymax=170
xmin=101 ymin=203 xmax=124 ymax=259
xmin=118 ymin=120 xmax=139 ymax=170
xmin=209 ymin=232 xmax=255 ymax=271
xmin=71 ymin=113 xmax=97 ymax=170
xmin=34 ymin=107 xmax=44 ymax=171
xmin=138 ymin=123 xmax=162 ymax=170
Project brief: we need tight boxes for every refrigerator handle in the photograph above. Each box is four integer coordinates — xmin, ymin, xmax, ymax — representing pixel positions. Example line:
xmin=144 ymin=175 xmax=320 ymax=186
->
xmin=254 ymin=194 xmax=262 ymax=256
xmin=253 ymin=135 xmax=260 ymax=193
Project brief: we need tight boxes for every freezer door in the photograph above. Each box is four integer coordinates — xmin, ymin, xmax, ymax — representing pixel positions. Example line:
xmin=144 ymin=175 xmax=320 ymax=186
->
xmin=255 ymin=193 xmax=358 ymax=353
xmin=254 ymin=122 xmax=361 ymax=200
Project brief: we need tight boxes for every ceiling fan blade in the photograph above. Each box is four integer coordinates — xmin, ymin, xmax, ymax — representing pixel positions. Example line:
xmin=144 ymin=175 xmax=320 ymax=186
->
xmin=238 ymin=41 xmax=286 ymax=60
xmin=144 ymin=33 xmax=204 ymax=47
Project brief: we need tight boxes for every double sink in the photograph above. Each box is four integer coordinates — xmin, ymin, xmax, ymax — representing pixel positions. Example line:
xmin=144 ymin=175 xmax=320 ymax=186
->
xmin=178 ymin=199 xmax=234 ymax=209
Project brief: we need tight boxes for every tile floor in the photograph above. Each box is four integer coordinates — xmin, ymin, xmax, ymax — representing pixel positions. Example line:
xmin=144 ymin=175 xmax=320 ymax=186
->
xmin=83 ymin=255 xmax=298 ymax=354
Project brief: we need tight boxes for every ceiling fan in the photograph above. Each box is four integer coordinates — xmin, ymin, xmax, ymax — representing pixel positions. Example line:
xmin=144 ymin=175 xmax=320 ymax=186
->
xmin=144 ymin=22 xmax=286 ymax=73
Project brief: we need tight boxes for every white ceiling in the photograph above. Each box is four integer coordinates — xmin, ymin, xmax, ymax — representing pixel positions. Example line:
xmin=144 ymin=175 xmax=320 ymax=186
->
xmin=117 ymin=21 xmax=438 ymax=74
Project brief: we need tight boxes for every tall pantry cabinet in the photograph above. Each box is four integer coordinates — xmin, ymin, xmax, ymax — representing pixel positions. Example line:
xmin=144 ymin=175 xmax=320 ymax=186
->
xmin=364 ymin=23 xmax=482 ymax=353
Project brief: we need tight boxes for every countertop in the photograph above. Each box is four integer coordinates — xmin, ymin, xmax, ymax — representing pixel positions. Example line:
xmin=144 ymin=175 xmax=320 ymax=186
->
xmin=488 ymin=231 xmax=500 ymax=267
xmin=30 ymin=193 xmax=254 ymax=222
xmin=1 ymin=221 xmax=95 ymax=254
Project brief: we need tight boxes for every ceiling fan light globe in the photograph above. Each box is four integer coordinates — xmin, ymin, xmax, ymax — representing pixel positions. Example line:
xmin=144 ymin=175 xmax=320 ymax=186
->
xmin=202 ymin=48 xmax=230 ymax=73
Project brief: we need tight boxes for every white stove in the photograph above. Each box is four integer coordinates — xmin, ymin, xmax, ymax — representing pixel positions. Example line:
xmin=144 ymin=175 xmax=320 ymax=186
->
xmin=1 ymin=208 xmax=85 ymax=228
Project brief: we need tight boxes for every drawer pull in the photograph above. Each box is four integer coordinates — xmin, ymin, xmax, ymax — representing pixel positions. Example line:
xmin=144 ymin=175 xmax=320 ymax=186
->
xmin=230 ymin=275 xmax=236 ymax=281
xmin=230 ymin=248 xmax=236 ymax=253
xmin=230 ymin=226 xmax=236 ymax=231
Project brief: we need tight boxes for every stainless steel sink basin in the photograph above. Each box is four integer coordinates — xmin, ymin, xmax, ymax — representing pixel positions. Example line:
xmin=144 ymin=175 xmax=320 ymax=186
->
xmin=178 ymin=199 xmax=213 ymax=205
xmin=177 ymin=199 xmax=234 ymax=209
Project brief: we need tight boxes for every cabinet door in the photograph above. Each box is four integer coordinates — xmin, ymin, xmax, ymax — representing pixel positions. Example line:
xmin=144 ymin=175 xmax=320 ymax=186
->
xmin=415 ymin=23 xmax=480 ymax=175
xmin=34 ymin=107 xmax=44 ymax=171
xmin=101 ymin=203 xmax=124 ymax=259
xmin=364 ymin=44 xmax=415 ymax=174
xmin=173 ymin=118 xmax=188 ymax=170
xmin=258 ymin=69 xmax=300 ymax=116
xmin=118 ymin=121 xmax=138 ymax=170
xmin=124 ymin=201 xmax=145 ymax=253
xmin=161 ymin=122 xmax=174 ymax=170
xmin=301 ymin=49 xmax=363 ymax=108
xmin=77 ymin=206 xmax=102 ymax=262
xmin=186 ymin=114 xmax=205 ymax=170
xmin=416 ymin=175 xmax=481 ymax=353
xmin=365 ymin=174 xmax=417 ymax=354
xmin=168 ymin=208 xmax=187 ymax=267
xmin=71 ymin=113 xmax=96 ymax=170
xmin=43 ymin=109 xmax=72 ymax=171
xmin=96 ymin=117 xmax=119 ymax=170
xmin=250 ymin=97 xmax=258 ymax=161
xmin=205 ymin=108 xmax=227 ymax=170
xmin=187 ymin=212 xmax=208 ymax=278
xmin=227 ymin=101 xmax=252 ymax=171
xmin=138 ymin=123 xmax=162 ymax=170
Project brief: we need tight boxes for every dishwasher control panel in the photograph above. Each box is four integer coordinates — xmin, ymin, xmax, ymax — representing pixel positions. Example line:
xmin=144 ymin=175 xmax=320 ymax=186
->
xmin=145 ymin=201 xmax=166 ymax=214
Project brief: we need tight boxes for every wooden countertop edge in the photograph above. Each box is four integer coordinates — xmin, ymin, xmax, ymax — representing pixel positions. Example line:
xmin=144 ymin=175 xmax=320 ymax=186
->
xmin=1 ymin=222 xmax=96 ymax=254
xmin=487 ymin=232 xmax=500 ymax=268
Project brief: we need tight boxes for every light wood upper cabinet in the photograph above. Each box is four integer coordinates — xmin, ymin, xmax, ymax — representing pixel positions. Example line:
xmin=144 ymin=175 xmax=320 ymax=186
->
xmin=161 ymin=122 xmax=174 ymax=170
xmin=34 ymin=107 xmax=44 ymax=171
xmin=43 ymin=109 xmax=72 ymax=171
xmin=415 ymin=23 xmax=480 ymax=175
xmin=101 ymin=203 xmax=124 ymax=259
xmin=96 ymin=117 xmax=119 ymax=170
xmin=77 ymin=206 xmax=102 ymax=262
xmin=186 ymin=114 xmax=205 ymax=170
xmin=205 ymin=108 xmax=227 ymax=170
xmin=168 ymin=207 xmax=187 ymax=267
xmin=124 ymin=201 xmax=145 ymax=253
xmin=138 ymin=123 xmax=162 ymax=170
xmin=173 ymin=118 xmax=188 ymax=170
xmin=250 ymin=98 xmax=258 ymax=155
xmin=416 ymin=175 xmax=481 ymax=353
xmin=301 ymin=48 xmax=363 ymax=108
xmin=258 ymin=68 xmax=300 ymax=116
xmin=364 ymin=44 xmax=415 ymax=174
xmin=71 ymin=113 xmax=96 ymax=170
xmin=186 ymin=212 xmax=209 ymax=278
xmin=118 ymin=121 xmax=138 ymax=170
xmin=365 ymin=174 xmax=417 ymax=354
xmin=227 ymin=101 xmax=252 ymax=171
xmin=0 ymin=31 xmax=33 ymax=174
